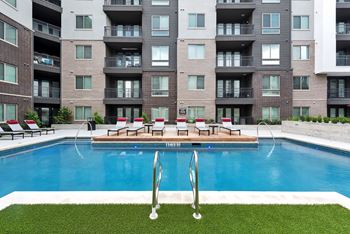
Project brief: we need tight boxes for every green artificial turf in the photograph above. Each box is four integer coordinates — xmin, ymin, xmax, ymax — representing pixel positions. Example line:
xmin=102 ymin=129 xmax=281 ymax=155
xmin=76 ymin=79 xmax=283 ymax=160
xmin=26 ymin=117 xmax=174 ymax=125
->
xmin=0 ymin=204 xmax=350 ymax=233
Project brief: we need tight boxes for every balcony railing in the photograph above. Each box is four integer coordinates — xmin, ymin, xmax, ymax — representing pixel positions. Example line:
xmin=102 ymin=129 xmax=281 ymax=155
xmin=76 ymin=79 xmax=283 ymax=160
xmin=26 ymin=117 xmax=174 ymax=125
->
xmin=104 ymin=26 xmax=142 ymax=37
xmin=328 ymin=88 xmax=350 ymax=98
xmin=337 ymin=0 xmax=350 ymax=3
xmin=217 ymin=55 xmax=254 ymax=67
xmin=33 ymin=19 xmax=60 ymax=37
xmin=336 ymin=55 xmax=350 ymax=66
xmin=34 ymin=87 xmax=60 ymax=98
xmin=217 ymin=88 xmax=253 ymax=98
xmin=105 ymin=88 xmax=141 ymax=98
xmin=38 ymin=0 xmax=61 ymax=6
xmin=151 ymin=89 xmax=169 ymax=97
xmin=217 ymin=0 xmax=254 ymax=3
xmin=336 ymin=23 xmax=350 ymax=35
xmin=34 ymin=53 xmax=60 ymax=68
xmin=105 ymin=56 xmax=142 ymax=68
xmin=217 ymin=24 xmax=254 ymax=35
xmin=104 ymin=0 xmax=142 ymax=6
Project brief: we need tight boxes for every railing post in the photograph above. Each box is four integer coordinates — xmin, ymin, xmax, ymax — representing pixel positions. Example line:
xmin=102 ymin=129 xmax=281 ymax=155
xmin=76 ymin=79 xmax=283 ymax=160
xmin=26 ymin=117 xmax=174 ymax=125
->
xmin=150 ymin=151 xmax=161 ymax=220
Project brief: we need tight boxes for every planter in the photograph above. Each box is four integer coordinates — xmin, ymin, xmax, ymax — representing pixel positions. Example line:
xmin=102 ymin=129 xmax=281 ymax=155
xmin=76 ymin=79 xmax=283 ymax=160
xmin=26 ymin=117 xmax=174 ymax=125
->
xmin=282 ymin=121 xmax=350 ymax=143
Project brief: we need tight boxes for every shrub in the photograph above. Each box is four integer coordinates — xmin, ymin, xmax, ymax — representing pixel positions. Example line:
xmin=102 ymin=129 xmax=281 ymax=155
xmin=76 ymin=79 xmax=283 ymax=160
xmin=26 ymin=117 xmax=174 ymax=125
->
xmin=317 ymin=115 xmax=323 ymax=123
xmin=93 ymin=112 xmax=104 ymax=124
xmin=300 ymin=116 xmax=305 ymax=122
xmin=206 ymin=119 xmax=215 ymax=124
xmin=141 ymin=112 xmax=150 ymax=124
xmin=311 ymin=116 xmax=318 ymax=123
xmin=25 ymin=110 xmax=41 ymax=127
xmin=338 ymin=117 xmax=348 ymax=124
xmin=323 ymin=117 xmax=330 ymax=123
xmin=292 ymin=116 xmax=300 ymax=121
xmin=53 ymin=107 xmax=73 ymax=124
xmin=305 ymin=116 xmax=311 ymax=122
xmin=331 ymin=117 xmax=339 ymax=124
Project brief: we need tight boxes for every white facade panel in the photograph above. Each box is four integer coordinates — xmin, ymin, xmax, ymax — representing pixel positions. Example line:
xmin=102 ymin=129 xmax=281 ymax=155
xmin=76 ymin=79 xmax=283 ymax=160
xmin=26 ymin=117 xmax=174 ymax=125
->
xmin=61 ymin=0 xmax=106 ymax=40
xmin=0 ymin=0 xmax=32 ymax=29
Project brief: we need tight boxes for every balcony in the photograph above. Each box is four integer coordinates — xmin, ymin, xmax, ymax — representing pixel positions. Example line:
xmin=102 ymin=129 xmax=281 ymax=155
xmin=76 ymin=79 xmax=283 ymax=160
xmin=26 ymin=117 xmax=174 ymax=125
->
xmin=216 ymin=0 xmax=256 ymax=10
xmin=104 ymin=26 xmax=142 ymax=45
xmin=336 ymin=55 xmax=350 ymax=66
xmin=33 ymin=0 xmax=62 ymax=13
xmin=103 ymin=0 xmax=143 ymax=13
xmin=328 ymin=88 xmax=350 ymax=105
xmin=216 ymin=54 xmax=255 ymax=73
xmin=104 ymin=56 xmax=142 ymax=74
xmin=104 ymin=88 xmax=143 ymax=105
xmin=33 ymin=19 xmax=60 ymax=43
xmin=34 ymin=87 xmax=60 ymax=105
xmin=217 ymin=24 xmax=255 ymax=42
xmin=216 ymin=88 xmax=254 ymax=105
xmin=33 ymin=52 xmax=60 ymax=74
xmin=336 ymin=23 xmax=350 ymax=41
xmin=337 ymin=0 xmax=350 ymax=8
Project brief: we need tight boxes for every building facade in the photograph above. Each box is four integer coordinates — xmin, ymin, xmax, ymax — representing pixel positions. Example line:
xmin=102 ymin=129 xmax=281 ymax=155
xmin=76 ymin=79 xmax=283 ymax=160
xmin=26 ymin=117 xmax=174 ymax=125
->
xmin=0 ymin=0 xmax=349 ymax=125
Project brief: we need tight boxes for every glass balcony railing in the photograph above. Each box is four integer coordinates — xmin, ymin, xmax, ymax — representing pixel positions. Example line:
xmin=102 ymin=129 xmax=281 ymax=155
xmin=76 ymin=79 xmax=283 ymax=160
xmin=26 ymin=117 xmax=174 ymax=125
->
xmin=105 ymin=88 xmax=141 ymax=98
xmin=217 ymin=54 xmax=254 ymax=67
xmin=217 ymin=24 xmax=254 ymax=35
xmin=104 ymin=0 xmax=142 ymax=6
xmin=34 ymin=52 xmax=60 ymax=68
xmin=336 ymin=23 xmax=350 ymax=35
xmin=328 ymin=88 xmax=350 ymax=98
xmin=336 ymin=55 xmax=350 ymax=66
xmin=105 ymin=55 xmax=142 ymax=68
xmin=217 ymin=88 xmax=253 ymax=98
xmin=104 ymin=26 xmax=142 ymax=37
xmin=33 ymin=19 xmax=60 ymax=37
xmin=217 ymin=0 xmax=254 ymax=4
xmin=34 ymin=87 xmax=60 ymax=98
xmin=337 ymin=0 xmax=350 ymax=3
xmin=39 ymin=0 xmax=61 ymax=6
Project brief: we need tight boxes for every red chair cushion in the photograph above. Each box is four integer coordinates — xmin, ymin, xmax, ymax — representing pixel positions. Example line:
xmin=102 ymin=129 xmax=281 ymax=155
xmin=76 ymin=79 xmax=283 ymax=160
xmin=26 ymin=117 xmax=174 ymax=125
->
xmin=221 ymin=118 xmax=232 ymax=122
xmin=117 ymin=118 xmax=127 ymax=122
xmin=134 ymin=118 xmax=144 ymax=122
xmin=155 ymin=118 xmax=165 ymax=122
xmin=25 ymin=120 xmax=36 ymax=124
xmin=195 ymin=118 xmax=205 ymax=122
xmin=176 ymin=118 xmax=186 ymax=122
xmin=7 ymin=120 xmax=19 ymax=125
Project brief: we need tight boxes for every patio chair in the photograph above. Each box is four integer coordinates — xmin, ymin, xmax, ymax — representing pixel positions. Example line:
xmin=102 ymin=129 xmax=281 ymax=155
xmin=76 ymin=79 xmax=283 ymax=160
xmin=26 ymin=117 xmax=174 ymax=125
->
xmin=24 ymin=120 xmax=55 ymax=135
xmin=195 ymin=118 xmax=210 ymax=136
xmin=6 ymin=120 xmax=42 ymax=137
xmin=176 ymin=118 xmax=188 ymax=136
xmin=126 ymin=118 xmax=145 ymax=136
xmin=152 ymin=118 xmax=165 ymax=136
xmin=221 ymin=118 xmax=241 ymax=136
xmin=0 ymin=125 xmax=25 ymax=140
xmin=107 ymin=117 xmax=129 ymax=136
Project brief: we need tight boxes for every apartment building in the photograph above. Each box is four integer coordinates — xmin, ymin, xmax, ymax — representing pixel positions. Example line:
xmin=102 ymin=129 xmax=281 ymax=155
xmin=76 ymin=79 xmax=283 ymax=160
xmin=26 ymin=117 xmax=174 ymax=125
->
xmin=0 ymin=0 xmax=33 ymax=123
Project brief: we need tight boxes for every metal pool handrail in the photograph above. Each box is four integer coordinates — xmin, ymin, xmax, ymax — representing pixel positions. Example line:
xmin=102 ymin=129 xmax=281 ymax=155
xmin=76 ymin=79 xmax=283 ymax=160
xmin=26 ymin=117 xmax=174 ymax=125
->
xmin=74 ymin=122 xmax=93 ymax=159
xmin=189 ymin=150 xmax=201 ymax=219
xmin=149 ymin=151 xmax=163 ymax=220
xmin=257 ymin=122 xmax=276 ymax=158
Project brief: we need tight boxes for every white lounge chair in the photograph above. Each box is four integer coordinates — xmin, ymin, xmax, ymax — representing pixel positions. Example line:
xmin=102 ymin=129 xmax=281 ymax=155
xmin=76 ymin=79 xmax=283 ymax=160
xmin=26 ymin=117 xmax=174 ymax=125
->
xmin=195 ymin=118 xmax=210 ymax=136
xmin=221 ymin=118 xmax=241 ymax=135
xmin=127 ymin=118 xmax=145 ymax=136
xmin=176 ymin=118 xmax=188 ymax=136
xmin=152 ymin=118 xmax=165 ymax=136
xmin=6 ymin=120 xmax=42 ymax=137
xmin=107 ymin=118 xmax=128 ymax=136
xmin=24 ymin=120 xmax=55 ymax=135
xmin=0 ymin=125 xmax=25 ymax=140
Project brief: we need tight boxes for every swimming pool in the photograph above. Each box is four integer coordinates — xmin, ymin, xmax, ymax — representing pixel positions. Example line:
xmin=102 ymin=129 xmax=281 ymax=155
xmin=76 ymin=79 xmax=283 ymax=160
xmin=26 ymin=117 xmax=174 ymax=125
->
xmin=0 ymin=139 xmax=349 ymax=198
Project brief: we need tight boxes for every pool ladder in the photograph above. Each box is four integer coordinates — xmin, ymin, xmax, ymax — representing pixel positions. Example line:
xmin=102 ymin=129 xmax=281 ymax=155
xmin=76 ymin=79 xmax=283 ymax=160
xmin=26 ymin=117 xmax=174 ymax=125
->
xmin=74 ymin=121 xmax=93 ymax=159
xmin=257 ymin=122 xmax=276 ymax=158
xmin=149 ymin=150 xmax=201 ymax=220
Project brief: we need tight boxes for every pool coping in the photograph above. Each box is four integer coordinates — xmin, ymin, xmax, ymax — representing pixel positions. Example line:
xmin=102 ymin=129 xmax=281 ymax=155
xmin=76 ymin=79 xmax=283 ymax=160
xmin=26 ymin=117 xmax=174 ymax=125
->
xmin=1 ymin=191 xmax=349 ymax=211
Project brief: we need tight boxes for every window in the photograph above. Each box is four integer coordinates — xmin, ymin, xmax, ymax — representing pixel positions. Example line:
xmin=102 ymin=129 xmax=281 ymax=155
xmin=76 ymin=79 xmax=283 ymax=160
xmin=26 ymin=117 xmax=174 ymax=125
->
xmin=188 ymin=106 xmax=205 ymax=119
xmin=293 ymin=16 xmax=309 ymax=30
xmin=0 ymin=20 xmax=17 ymax=45
xmin=262 ymin=0 xmax=280 ymax=3
xmin=262 ymin=107 xmax=280 ymax=121
xmin=188 ymin=75 xmax=205 ymax=90
xmin=152 ymin=107 xmax=169 ymax=121
xmin=76 ymin=76 xmax=92 ymax=90
xmin=76 ymin=15 xmax=92 ymax=29
xmin=293 ymin=76 xmax=309 ymax=90
xmin=293 ymin=45 xmax=309 ymax=60
xmin=152 ymin=15 xmax=169 ymax=36
xmin=0 ymin=63 xmax=17 ymax=83
xmin=262 ymin=44 xmax=280 ymax=65
xmin=293 ymin=107 xmax=310 ymax=117
xmin=262 ymin=13 xmax=280 ymax=34
xmin=152 ymin=46 xmax=169 ymax=66
xmin=0 ymin=103 xmax=17 ymax=121
xmin=152 ymin=76 xmax=169 ymax=96
xmin=76 ymin=45 xmax=92 ymax=59
xmin=188 ymin=14 xmax=205 ymax=28
xmin=75 ymin=106 xmax=92 ymax=120
xmin=152 ymin=0 xmax=169 ymax=6
xmin=188 ymin=44 xmax=205 ymax=59
xmin=4 ymin=0 xmax=16 ymax=7
xmin=262 ymin=75 xmax=280 ymax=96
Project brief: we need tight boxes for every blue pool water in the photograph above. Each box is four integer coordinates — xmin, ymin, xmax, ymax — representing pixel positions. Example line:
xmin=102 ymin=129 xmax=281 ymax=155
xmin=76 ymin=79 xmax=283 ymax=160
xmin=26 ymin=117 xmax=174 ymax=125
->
xmin=0 ymin=139 xmax=350 ymax=198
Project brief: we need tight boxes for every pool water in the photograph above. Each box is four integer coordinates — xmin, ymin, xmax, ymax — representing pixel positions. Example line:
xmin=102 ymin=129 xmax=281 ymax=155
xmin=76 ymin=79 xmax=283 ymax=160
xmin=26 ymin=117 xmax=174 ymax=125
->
xmin=0 ymin=139 xmax=350 ymax=198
